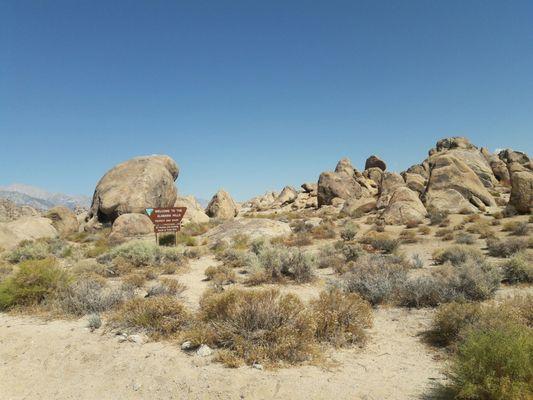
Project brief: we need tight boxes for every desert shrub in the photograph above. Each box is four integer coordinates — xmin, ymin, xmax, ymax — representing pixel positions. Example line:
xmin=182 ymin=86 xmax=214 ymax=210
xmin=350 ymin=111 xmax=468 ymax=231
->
xmin=428 ymin=208 xmax=449 ymax=226
xmin=15 ymin=238 xmax=66 ymax=260
xmin=7 ymin=240 xmax=52 ymax=263
xmin=185 ymin=288 xmax=317 ymax=366
xmin=466 ymin=221 xmax=494 ymax=238
xmin=511 ymin=221 xmax=529 ymax=236
xmin=283 ymin=232 xmax=313 ymax=247
xmin=428 ymin=302 xmax=483 ymax=346
xmin=455 ymin=232 xmax=475 ymax=245
xmin=0 ymin=258 xmax=70 ymax=310
xmin=87 ymin=313 xmax=102 ymax=330
xmin=121 ymin=273 xmax=147 ymax=288
xmin=311 ymin=288 xmax=373 ymax=347
xmin=103 ymin=241 xmax=187 ymax=268
xmin=447 ymin=324 xmax=533 ymax=400
xmin=435 ymin=228 xmax=453 ymax=238
xmin=109 ymin=296 xmax=191 ymax=339
xmin=501 ymin=251 xmax=533 ymax=284
xmin=336 ymin=241 xmax=364 ymax=262
xmin=359 ymin=233 xmax=400 ymax=254
xmin=341 ymin=254 xmax=408 ymax=305
xmin=204 ymin=265 xmax=236 ymax=286
xmin=57 ymin=277 xmax=130 ymax=316
xmin=433 ymin=245 xmax=484 ymax=266
xmin=310 ymin=222 xmax=336 ymax=240
xmin=400 ymin=258 xmax=500 ymax=308
xmin=463 ymin=214 xmax=481 ymax=223
xmin=487 ymin=237 xmax=528 ymax=258
xmin=340 ymin=223 xmax=359 ymax=241
xmin=182 ymin=222 xmax=212 ymax=237
xmin=399 ymin=229 xmax=418 ymax=243
xmin=146 ymin=278 xmax=186 ymax=298
xmin=317 ymin=244 xmax=345 ymax=271
xmin=85 ymin=237 xmax=110 ymax=258
xmin=492 ymin=211 xmax=503 ymax=220
xmin=418 ymin=226 xmax=431 ymax=235
xmin=247 ymin=244 xmax=316 ymax=284
xmin=216 ymin=248 xmax=253 ymax=269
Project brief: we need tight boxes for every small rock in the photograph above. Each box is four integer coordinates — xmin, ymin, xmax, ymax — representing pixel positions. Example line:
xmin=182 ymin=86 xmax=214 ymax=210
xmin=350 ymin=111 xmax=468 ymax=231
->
xmin=132 ymin=383 xmax=141 ymax=391
xmin=181 ymin=341 xmax=194 ymax=351
xmin=196 ymin=344 xmax=213 ymax=357
xmin=116 ymin=333 xmax=128 ymax=343
xmin=128 ymin=334 xmax=145 ymax=344
xmin=252 ymin=363 xmax=264 ymax=370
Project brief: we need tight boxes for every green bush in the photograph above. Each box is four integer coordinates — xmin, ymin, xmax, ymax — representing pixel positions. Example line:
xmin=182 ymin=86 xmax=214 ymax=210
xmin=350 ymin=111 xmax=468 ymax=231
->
xmin=502 ymin=252 xmax=533 ymax=284
xmin=340 ymin=223 xmax=359 ymax=241
xmin=448 ymin=324 xmax=532 ymax=400
xmin=0 ymin=258 xmax=70 ymax=310
xmin=103 ymin=241 xmax=187 ymax=267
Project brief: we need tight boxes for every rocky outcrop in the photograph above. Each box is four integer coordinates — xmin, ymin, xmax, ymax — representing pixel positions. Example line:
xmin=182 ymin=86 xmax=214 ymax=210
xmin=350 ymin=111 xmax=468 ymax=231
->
xmin=174 ymin=196 xmax=210 ymax=224
xmin=381 ymin=187 xmax=426 ymax=225
xmin=376 ymin=172 xmax=405 ymax=209
xmin=0 ymin=217 xmax=58 ymax=249
xmin=317 ymin=171 xmax=364 ymax=207
xmin=341 ymin=197 xmax=377 ymax=217
xmin=402 ymin=172 xmax=427 ymax=194
xmin=301 ymin=183 xmax=318 ymax=195
xmin=88 ymin=155 xmax=179 ymax=223
xmin=508 ymin=171 xmax=532 ymax=214
xmin=429 ymin=137 xmax=497 ymax=188
xmin=45 ymin=206 xmax=79 ymax=236
xmin=108 ymin=213 xmax=154 ymax=244
xmin=363 ymin=168 xmax=384 ymax=190
xmin=365 ymin=155 xmax=386 ymax=171
xmin=205 ymin=190 xmax=238 ymax=219
xmin=0 ymin=198 xmax=38 ymax=223
xmin=335 ymin=158 xmax=356 ymax=177
xmin=423 ymin=153 xmax=496 ymax=213
xmin=202 ymin=218 xmax=291 ymax=243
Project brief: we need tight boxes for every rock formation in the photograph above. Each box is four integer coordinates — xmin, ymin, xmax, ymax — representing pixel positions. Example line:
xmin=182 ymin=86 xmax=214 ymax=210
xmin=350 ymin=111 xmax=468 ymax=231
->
xmin=205 ymin=189 xmax=238 ymax=219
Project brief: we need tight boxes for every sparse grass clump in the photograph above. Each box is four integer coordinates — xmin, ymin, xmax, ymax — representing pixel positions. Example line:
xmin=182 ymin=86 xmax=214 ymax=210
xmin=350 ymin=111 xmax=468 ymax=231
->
xmin=359 ymin=233 xmax=400 ymax=254
xmin=466 ymin=221 xmax=494 ymax=239
xmin=109 ymin=296 xmax=191 ymax=339
xmin=501 ymin=251 xmax=533 ymax=284
xmin=418 ymin=225 xmax=431 ymax=235
xmin=101 ymin=241 xmax=187 ymax=269
xmin=310 ymin=222 xmax=336 ymax=240
xmin=282 ymin=232 xmax=313 ymax=247
xmin=7 ymin=238 xmax=72 ymax=263
xmin=428 ymin=208 xmax=449 ymax=226
xmin=399 ymin=229 xmax=418 ymax=243
xmin=311 ymin=288 xmax=372 ymax=347
xmin=146 ymin=278 xmax=186 ymax=298
xmin=0 ymin=258 xmax=70 ymax=310
xmin=185 ymin=288 xmax=318 ymax=367
xmin=216 ymin=248 xmax=253 ymax=269
xmin=487 ymin=237 xmax=528 ymax=258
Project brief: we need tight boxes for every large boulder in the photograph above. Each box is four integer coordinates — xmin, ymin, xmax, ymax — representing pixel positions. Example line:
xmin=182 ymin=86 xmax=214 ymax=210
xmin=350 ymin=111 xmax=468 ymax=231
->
xmin=335 ymin=158 xmax=356 ymax=177
xmin=341 ymin=197 xmax=377 ymax=217
xmin=498 ymin=149 xmax=530 ymax=166
xmin=174 ymin=195 xmax=210 ymax=224
xmin=205 ymin=189 xmax=238 ymax=219
xmin=363 ymin=167 xmax=384 ymax=189
xmin=45 ymin=206 xmax=79 ymax=236
xmin=88 ymin=155 xmax=179 ymax=223
xmin=402 ymin=172 xmax=427 ymax=194
xmin=381 ymin=187 xmax=426 ymax=225
xmin=430 ymin=137 xmax=497 ymax=188
xmin=108 ymin=213 xmax=154 ymax=244
xmin=202 ymin=218 xmax=291 ymax=244
xmin=0 ymin=217 xmax=58 ymax=249
xmin=508 ymin=171 xmax=533 ymax=214
xmin=301 ymin=182 xmax=318 ymax=195
xmin=423 ymin=154 xmax=496 ymax=213
xmin=365 ymin=155 xmax=386 ymax=171
xmin=317 ymin=171 xmax=364 ymax=207
xmin=275 ymin=186 xmax=298 ymax=206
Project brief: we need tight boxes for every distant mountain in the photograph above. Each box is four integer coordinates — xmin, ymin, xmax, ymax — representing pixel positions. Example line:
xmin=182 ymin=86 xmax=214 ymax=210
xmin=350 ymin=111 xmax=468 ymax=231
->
xmin=0 ymin=183 xmax=91 ymax=210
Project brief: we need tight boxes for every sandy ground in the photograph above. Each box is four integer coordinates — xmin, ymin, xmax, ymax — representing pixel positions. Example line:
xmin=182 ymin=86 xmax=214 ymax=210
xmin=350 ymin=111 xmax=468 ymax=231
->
xmin=0 ymin=306 xmax=445 ymax=400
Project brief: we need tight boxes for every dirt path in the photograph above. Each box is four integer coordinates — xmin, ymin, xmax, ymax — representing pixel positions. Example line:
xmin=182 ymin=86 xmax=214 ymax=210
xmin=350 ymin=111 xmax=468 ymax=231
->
xmin=0 ymin=307 xmax=444 ymax=400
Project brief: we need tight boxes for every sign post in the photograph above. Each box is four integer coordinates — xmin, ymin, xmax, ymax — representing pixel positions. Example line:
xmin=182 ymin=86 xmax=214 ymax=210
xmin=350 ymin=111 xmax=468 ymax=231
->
xmin=145 ymin=207 xmax=187 ymax=246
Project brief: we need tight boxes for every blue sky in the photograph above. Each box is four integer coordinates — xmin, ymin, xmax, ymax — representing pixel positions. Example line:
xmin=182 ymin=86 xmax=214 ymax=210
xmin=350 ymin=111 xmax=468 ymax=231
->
xmin=1 ymin=1 xmax=532 ymax=201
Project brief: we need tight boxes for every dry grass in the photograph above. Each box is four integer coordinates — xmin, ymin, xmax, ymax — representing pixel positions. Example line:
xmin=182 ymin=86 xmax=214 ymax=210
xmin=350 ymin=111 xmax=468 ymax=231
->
xmin=109 ymin=296 xmax=191 ymax=339
xmin=487 ymin=237 xmax=528 ymax=258
xmin=146 ymin=278 xmax=186 ymax=298
xmin=204 ymin=265 xmax=237 ymax=286
xmin=311 ymin=288 xmax=372 ymax=347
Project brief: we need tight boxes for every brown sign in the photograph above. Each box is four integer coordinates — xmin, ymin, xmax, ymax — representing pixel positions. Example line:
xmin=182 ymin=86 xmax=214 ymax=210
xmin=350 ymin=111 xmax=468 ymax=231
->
xmin=154 ymin=224 xmax=181 ymax=233
xmin=146 ymin=207 xmax=186 ymax=224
